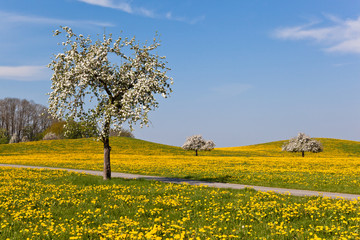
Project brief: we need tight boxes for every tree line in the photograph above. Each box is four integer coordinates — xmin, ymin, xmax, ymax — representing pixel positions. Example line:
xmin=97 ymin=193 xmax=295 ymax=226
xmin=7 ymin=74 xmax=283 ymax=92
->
xmin=0 ymin=98 xmax=134 ymax=144
xmin=0 ymin=98 xmax=52 ymax=143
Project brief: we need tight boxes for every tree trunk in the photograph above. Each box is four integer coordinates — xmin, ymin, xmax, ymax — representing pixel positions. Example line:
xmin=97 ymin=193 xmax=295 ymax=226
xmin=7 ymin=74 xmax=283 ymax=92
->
xmin=302 ymin=151 xmax=305 ymax=157
xmin=195 ymin=150 xmax=198 ymax=156
xmin=103 ymin=137 xmax=111 ymax=180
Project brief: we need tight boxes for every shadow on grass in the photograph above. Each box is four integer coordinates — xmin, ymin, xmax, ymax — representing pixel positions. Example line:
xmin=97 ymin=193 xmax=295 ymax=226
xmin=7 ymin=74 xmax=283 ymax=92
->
xmin=199 ymin=175 xmax=233 ymax=183
xmin=157 ymin=174 xmax=235 ymax=184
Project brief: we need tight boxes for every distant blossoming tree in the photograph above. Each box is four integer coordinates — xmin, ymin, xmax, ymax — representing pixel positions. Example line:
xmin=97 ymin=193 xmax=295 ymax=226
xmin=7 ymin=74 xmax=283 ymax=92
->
xmin=282 ymin=132 xmax=323 ymax=157
xmin=48 ymin=26 xmax=172 ymax=180
xmin=43 ymin=132 xmax=61 ymax=141
xmin=182 ymin=135 xmax=215 ymax=156
xmin=9 ymin=133 xmax=20 ymax=144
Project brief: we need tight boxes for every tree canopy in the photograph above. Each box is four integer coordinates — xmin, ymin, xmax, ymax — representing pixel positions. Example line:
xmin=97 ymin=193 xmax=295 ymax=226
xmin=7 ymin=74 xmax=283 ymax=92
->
xmin=282 ymin=132 xmax=323 ymax=157
xmin=182 ymin=135 xmax=215 ymax=156
xmin=0 ymin=98 xmax=52 ymax=143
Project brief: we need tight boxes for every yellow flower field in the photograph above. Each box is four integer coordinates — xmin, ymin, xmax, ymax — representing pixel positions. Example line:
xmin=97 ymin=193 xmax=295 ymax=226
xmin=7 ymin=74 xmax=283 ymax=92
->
xmin=1 ymin=137 xmax=360 ymax=194
xmin=1 ymin=167 xmax=360 ymax=239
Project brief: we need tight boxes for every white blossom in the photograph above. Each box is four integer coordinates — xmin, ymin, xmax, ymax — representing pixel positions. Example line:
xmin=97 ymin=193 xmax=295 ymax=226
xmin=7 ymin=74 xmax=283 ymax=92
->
xmin=182 ymin=135 xmax=215 ymax=156
xmin=47 ymin=26 xmax=173 ymax=141
xmin=47 ymin=26 xmax=172 ymax=180
xmin=282 ymin=132 xmax=323 ymax=157
xmin=201 ymin=140 xmax=216 ymax=151
xmin=43 ymin=132 xmax=61 ymax=141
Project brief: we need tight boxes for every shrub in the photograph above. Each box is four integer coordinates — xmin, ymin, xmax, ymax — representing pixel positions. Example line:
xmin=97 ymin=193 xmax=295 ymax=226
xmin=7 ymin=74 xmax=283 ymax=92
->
xmin=9 ymin=133 xmax=20 ymax=144
xmin=110 ymin=128 xmax=134 ymax=138
xmin=0 ymin=128 xmax=9 ymax=144
xmin=44 ymin=121 xmax=66 ymax=138
xmin=43 ymin=132 xmax=61 ymax=141
xmin=21 ymin=136 xmax=30 ymax=142
xmin=64 ymin=120 xmax=98 ymax=139
xmin=44 ymin=120 xmax=98 ymax=139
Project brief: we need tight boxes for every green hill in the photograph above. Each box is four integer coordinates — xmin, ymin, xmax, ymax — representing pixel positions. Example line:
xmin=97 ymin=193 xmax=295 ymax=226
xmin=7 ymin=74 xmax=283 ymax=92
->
xmin=218 ymin=138 xmax=360 ymax=157
xmin=1 ymin=137 xmax=360 ymax=194
xmin=0 ymin=137 xmax=184 ymax=156
xmin=0 ymin=137 xmax=359 ymax=158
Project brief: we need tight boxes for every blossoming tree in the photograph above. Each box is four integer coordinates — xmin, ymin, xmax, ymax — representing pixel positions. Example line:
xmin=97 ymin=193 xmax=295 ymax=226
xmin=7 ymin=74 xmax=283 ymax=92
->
xmin=282 ymin=132 xmax=323 ymax=157
xmin=182 ymin=135 xmax=215 ymax=156
xmin=48 ymin=26 xmax=172 ymax=180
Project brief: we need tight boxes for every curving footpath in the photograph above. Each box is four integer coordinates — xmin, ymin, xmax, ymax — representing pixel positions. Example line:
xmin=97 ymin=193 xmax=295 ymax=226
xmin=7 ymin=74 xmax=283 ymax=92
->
xmin=1 ymin=163 xmax=359 ymax=201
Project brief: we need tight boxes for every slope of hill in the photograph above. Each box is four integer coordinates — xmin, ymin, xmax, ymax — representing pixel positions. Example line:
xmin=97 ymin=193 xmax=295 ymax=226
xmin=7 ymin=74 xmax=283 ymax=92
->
xmin=218 ymin=138 xmax=360 ymax=157
xmin=0 ymin=137 xmax=184 ymax=156
xmin=1 ymin=137 xmax=359 ymax=158
xmin=1 ymin=137 xmax=360 ymax=194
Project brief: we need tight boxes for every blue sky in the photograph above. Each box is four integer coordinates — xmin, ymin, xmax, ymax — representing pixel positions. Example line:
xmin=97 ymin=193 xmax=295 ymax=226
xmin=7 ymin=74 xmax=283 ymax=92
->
xmin=1 ymin=0 xmax=360 ymax=147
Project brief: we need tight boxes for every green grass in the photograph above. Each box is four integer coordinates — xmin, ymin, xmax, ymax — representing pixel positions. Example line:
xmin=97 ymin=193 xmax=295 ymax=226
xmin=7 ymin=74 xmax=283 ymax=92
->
xmin=2 ymin=137 xmax=360 ymax=195
xmin=1 ymin=136 xmax=360 ymax=157
xmin=1 ymin=167 xmax=360 ymax=239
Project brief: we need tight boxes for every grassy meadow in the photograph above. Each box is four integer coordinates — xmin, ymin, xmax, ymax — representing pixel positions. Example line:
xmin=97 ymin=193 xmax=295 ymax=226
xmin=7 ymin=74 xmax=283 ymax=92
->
xmin=1 ymin=137 xmax=360 ymax=194
xmin=1 ymin=137 xmax=360 ymax=239
xmin=1 ymin=167 xmax=360 ymax=239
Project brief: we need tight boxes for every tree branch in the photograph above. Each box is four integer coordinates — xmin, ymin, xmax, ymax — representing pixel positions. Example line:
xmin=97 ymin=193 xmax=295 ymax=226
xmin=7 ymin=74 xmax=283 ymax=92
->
xmin=98 ymin=78 xmax=113 ymax=101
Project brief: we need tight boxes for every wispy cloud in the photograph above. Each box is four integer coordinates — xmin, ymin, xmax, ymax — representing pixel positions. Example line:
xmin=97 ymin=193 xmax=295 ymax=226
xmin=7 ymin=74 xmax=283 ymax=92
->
xmin=78 ymin=0 xmax=204 ymax=24
xmin=78 ymin=0 xmax=133 ymax=13
xmin=0 ymin=10 xmax=114 ymax=27
xmin=212 ymin=83 xmax=252 ymax=97
xmin=333 ymin=62 xmax=354 ymax=67
xmin=0 ymin=66 xmax=51 ymax=82
xmin=165 ymin=11 xmax=205 ymax=25
xmin=273 ymin=15 xmax=360 ymax=54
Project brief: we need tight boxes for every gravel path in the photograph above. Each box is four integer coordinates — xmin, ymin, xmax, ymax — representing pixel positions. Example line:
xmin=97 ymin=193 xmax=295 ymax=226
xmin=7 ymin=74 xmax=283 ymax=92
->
xmin=1 ymin=163 xmax=359 ymax=201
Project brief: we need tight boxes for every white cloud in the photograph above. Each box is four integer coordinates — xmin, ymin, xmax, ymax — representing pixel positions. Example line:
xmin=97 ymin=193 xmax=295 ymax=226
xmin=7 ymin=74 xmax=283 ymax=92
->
xmin=212 ymin=83 xmax=252 ymax=97
xmin=78 ymin=0 xmax=133 ymax=13
xmin=0 ymin=10 xmax=114 ymax=27
xmin=0 ymin=66 xmax=51 ymax=82
xmin=165 ymin=11 xmax=205 ymax=25
xmin=138 ymin=7 xmax=156 ymax=18
xmin=273 ymin=15 xmax=360 ymax=54
xmin=78 ymin=0 xmax=204 ymax=24
xmin=333 ymin=62 xmax=353 ymax=67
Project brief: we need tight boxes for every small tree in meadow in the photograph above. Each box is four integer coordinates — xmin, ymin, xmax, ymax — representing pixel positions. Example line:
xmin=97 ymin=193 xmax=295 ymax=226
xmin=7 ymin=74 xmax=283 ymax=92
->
xmin=182 ymin=135 xmax=215 ymax=156
xmin=48 ymin=26 xmax=172 ymax=180
xmin=282 ymin=132 xmax=323 ymax=157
